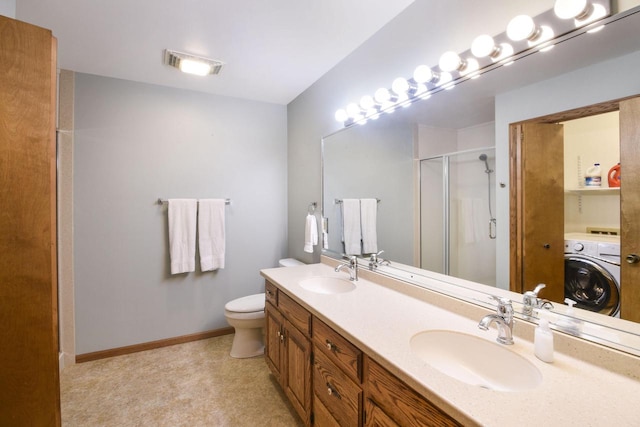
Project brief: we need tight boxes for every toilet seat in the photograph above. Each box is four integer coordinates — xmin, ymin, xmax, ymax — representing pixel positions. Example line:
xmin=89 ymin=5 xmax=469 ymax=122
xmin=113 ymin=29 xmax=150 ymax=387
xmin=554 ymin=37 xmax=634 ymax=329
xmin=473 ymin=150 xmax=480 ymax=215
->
xmin=225 ymin=293 xmax=265 ymax=313
xmin=224 ymin=309 xmax=264 ymax=321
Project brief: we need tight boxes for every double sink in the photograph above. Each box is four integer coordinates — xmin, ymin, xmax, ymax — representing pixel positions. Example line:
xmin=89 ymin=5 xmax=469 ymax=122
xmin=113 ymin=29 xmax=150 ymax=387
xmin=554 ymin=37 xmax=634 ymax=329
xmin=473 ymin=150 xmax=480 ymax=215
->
xmin=297 ymin=275 xmax=542 ymax=392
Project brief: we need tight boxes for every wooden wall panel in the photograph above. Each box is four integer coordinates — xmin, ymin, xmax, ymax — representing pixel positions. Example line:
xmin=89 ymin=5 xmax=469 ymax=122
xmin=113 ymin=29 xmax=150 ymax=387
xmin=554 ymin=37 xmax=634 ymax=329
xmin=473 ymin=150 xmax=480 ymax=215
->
xmin=0 ymin=16 xmax=60 ymax=426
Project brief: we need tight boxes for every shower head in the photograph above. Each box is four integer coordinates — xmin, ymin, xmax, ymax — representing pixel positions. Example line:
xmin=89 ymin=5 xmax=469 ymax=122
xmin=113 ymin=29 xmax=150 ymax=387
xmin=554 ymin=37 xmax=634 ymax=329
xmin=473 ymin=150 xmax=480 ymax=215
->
xmin=479 ymin=153 xmax=492 ymax=173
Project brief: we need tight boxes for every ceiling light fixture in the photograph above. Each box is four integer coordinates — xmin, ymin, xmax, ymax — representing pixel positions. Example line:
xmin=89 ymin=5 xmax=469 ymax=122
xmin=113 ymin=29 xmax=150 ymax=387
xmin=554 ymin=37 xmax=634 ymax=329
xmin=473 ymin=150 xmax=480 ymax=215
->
xmin=163 ymin=49 xmax=224 ymax=76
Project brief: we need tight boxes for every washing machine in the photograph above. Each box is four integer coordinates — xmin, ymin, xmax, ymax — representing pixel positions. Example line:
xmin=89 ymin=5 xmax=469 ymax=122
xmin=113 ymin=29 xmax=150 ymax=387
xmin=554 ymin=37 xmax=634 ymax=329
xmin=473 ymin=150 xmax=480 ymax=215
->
xmin=564 ymin=233 xmax=620 ymax=317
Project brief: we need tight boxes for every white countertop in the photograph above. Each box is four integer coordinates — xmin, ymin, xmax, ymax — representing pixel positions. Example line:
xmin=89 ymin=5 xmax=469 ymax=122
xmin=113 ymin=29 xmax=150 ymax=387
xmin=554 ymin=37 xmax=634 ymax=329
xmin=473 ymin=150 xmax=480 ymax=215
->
xmin=261 ymin=262 xmax=640 ymax=427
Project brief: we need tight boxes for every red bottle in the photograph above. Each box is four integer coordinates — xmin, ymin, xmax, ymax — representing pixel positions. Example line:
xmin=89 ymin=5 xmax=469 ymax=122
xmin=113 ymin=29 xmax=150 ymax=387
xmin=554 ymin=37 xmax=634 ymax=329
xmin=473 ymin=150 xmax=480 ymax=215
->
xmin=608 ymin=163 xmax=621 ymax=188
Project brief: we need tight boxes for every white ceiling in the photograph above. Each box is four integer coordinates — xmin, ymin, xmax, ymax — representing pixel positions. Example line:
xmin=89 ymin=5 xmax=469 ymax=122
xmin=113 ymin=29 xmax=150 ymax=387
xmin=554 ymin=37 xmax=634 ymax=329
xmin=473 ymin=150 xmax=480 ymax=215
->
xmin=16 ymin=0 xmax=414 ymax=105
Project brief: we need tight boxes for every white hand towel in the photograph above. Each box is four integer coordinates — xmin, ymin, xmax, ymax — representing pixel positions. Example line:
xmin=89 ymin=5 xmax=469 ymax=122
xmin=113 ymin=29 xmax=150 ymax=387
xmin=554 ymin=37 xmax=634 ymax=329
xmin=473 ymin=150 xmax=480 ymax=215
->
xmin=303 ymin=214 xmax=318 ymax=253
xmin=342 ymin=199 xmax=362 ymax=255
xmin=198 ymin=199 xmax=226 ymax=271
xmin=360 ymin=198 xmax=378 ymax=254
xmin=168 ymin=199 xmax=197 ymax=274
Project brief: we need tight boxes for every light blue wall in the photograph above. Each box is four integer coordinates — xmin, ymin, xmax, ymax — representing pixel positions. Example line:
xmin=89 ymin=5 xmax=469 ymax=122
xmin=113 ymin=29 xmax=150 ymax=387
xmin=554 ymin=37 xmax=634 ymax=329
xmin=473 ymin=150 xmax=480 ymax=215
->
xmin=0 ymin=0 xmax=15 ymax=18
xmin=73 ymin=73 xmax=287 ymax=353
xmin=494 ymin=49 xmax=640 ymax=289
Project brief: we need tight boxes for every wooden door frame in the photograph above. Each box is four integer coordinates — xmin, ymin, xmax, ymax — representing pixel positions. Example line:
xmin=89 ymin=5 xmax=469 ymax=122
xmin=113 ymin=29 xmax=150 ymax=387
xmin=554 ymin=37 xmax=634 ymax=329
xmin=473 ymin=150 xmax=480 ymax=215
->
xmin=509 ymin=99 xmax=623 ymax=294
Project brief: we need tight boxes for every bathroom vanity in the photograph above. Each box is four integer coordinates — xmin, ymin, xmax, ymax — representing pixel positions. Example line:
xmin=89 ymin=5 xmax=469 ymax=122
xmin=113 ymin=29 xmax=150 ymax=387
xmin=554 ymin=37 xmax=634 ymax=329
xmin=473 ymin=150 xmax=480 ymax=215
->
xmin=261 ymin=259 xmax=640 ymax=426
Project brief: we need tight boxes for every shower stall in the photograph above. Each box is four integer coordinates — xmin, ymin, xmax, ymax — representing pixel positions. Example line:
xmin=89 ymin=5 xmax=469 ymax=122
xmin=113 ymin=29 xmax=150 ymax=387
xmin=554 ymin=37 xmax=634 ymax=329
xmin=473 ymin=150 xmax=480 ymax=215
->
xmin=420 ymin=147 xmax=497 ymax=287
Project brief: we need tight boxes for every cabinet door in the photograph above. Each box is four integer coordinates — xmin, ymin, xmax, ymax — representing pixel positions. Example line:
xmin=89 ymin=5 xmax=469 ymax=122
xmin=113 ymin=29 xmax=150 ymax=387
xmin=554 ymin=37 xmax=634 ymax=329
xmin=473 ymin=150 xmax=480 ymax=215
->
xmin=365 ymin=399 xmax=399 ymax=427
xmin=265 ymin=302 xmax=283 ymax=384
xmin=283 ymin=319 xmax=312 ymax=425
xmin=620 ymin=97 xmax=640 ymax=322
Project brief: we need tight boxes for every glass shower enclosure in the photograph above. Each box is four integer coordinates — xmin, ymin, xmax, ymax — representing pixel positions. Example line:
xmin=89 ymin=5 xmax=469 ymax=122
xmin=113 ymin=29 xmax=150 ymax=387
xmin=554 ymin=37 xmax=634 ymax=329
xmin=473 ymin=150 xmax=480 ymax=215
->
xmin=420 ymin=147 xmax=497 ymax=287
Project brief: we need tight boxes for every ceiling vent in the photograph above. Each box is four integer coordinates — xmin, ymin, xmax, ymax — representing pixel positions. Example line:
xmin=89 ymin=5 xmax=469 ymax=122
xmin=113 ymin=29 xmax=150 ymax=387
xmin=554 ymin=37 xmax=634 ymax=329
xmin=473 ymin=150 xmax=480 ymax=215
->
xmin=163 ymin=49 xmax=224 ymax=76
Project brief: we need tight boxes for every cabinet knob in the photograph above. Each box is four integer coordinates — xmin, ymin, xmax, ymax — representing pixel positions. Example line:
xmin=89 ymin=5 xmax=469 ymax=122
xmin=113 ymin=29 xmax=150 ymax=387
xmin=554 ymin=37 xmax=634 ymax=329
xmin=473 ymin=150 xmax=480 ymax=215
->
xmin=326 ymin=339 xmax=337 ymax=352
xmin=626 ymin=254 xmax=640 ymax=264
xmin=326 ymin=382 xmax=341 ymax=399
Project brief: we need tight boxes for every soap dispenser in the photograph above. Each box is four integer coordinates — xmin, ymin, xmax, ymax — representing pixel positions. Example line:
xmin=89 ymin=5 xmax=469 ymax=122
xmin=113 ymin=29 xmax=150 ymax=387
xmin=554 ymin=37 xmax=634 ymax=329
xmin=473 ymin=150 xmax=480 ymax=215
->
xmin=534 ymin=312 xmax=554 ymax=363
xmin=556 ymin=298 xmax=583 ymax=335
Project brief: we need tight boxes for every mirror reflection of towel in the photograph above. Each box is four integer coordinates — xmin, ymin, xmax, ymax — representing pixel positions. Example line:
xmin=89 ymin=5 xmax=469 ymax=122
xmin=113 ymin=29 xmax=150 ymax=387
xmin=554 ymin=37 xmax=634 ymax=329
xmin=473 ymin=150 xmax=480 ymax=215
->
xmin=303 ymin=214 xmax=318 ymax=253
xmin=342 ymin=199 xmax=362 ymax=255
xmin=360 ymin=198 xmax=378 ymax=254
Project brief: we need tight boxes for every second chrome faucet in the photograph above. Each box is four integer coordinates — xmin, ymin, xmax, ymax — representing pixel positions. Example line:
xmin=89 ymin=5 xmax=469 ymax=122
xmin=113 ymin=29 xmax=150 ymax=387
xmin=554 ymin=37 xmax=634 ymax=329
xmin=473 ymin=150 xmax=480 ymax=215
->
xmin=478 ymin=295 xmax=514 ymax=345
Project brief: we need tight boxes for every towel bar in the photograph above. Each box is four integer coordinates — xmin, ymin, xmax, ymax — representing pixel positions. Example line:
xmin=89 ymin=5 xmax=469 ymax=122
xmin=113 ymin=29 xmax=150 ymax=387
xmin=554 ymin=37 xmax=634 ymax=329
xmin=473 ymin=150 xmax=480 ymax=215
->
xmin=158 ymin=198 xmax=231 ymax=205
xmin=334 ymin=198 xmax=380 ymax=204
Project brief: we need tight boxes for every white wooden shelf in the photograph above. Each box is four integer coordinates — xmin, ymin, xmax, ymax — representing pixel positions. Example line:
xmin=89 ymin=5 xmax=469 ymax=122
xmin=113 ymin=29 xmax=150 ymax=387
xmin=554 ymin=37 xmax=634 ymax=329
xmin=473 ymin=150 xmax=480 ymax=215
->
xmin=565 ymin=187 xmax=620 ymax=195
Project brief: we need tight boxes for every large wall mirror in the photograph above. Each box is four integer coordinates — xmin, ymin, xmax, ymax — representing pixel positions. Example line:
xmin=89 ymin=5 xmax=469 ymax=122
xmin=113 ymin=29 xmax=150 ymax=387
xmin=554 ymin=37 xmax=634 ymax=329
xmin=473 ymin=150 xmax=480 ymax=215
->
xmin=322 ymin=6 xmax=640 ymax=356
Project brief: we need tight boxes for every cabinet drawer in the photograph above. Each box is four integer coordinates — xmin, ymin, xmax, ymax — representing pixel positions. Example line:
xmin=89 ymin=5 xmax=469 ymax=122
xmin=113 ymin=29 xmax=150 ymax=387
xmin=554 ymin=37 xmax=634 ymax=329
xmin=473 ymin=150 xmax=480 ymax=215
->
xmin=265 ymin=280 xmax=278 ymax=306
xmin=366 ymin=358 xmax=461 ymax=427
xmin=312 ymin=393 xmax=341 ymax=427
xmin=279 ymin=291 xmax=311 ymax=337
xmin=313 ymin=346 xmax=362 ymax=427
xmin=313 ymin=317 xmax=362 ymax=383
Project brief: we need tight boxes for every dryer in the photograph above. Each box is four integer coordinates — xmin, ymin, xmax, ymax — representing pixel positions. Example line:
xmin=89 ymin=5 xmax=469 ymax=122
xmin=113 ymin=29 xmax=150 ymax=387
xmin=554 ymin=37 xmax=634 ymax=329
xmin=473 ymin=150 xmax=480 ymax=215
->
xmin=564 ymin=233 xmax=620 ymax=317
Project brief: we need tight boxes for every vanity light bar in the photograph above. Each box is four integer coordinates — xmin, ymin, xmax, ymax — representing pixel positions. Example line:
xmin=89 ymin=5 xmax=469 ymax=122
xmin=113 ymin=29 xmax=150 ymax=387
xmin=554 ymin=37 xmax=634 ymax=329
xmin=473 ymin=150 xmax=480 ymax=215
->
xmin=334 ymin=0 xmax=611 ymax=128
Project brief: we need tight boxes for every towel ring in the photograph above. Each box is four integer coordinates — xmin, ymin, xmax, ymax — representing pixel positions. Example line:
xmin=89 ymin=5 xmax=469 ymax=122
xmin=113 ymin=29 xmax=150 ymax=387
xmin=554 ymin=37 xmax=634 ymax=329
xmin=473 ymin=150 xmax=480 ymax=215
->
xmin=308 ymin=202 xmax=317 ymax=214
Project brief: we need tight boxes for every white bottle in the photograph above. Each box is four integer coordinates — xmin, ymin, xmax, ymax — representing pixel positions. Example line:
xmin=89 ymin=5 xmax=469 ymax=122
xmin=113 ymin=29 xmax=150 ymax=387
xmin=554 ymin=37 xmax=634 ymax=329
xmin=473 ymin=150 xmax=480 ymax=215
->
xmin=556 ymin=298 xmax=583 ymax=335
xmin=585 ymin=163 xmax=602 ymax=187
xmin=534 ymin=316 xmax=554 ymax=363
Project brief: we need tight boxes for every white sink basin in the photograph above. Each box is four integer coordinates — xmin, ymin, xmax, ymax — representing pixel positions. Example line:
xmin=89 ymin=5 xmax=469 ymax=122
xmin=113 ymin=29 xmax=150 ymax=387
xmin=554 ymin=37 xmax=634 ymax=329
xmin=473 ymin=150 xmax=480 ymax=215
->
xmin=299 ymin=277 xmax=356 ymax=294
xmin=410 ymin=330 xmax=542 ymax=392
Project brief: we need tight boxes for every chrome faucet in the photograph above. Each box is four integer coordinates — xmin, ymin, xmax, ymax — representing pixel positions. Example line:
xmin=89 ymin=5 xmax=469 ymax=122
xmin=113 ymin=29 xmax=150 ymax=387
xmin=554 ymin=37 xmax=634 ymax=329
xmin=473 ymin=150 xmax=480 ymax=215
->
xmin=368 ymin=250 xmax=387 ymax=270
xmin=478 ymin=296 xmax=514 ymax=345
xmin=523 ymin=283 xmax=554 ymax=318
xmin=335 ymin=255 xmax=358 ymax=281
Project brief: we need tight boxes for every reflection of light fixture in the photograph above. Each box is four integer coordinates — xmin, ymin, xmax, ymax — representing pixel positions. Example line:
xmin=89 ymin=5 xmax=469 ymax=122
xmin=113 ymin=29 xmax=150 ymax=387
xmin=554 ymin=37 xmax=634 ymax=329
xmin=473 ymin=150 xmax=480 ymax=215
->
xmin=471 ymin=35 xmax=516 ymax=63
xmin=413 ymin=65 xmax=440 ymax=84
xmin=163 ymin=49 xmax=224 ymax=76
xmin=334 ymin=109 xmax=349 ymax=123
xmin=506 ymin=15 xmax=555 ymax=47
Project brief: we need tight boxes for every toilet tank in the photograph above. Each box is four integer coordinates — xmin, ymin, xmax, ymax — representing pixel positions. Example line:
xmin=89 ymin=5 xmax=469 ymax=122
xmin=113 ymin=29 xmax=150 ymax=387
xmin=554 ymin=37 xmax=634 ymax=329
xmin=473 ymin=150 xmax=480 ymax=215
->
xmin=279 ymin=258 xmax=305 ymax=267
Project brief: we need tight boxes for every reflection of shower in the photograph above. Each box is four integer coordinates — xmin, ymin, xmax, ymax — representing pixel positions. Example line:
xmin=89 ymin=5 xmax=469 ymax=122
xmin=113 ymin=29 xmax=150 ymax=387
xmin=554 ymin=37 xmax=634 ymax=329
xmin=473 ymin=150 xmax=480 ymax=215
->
xmin=479 ymin=154 xmax=497 ymax=239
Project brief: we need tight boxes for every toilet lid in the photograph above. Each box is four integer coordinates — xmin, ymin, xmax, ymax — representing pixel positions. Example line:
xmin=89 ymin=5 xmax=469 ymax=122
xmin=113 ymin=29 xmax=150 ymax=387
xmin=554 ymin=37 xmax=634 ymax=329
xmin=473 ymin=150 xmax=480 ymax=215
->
xmin=225 ymin=293 xmax=265 ymax=313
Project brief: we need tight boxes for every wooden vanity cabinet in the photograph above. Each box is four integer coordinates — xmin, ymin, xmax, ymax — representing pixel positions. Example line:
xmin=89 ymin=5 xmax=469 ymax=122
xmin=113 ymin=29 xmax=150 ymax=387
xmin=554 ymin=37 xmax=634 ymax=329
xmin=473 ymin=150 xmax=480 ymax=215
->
xmin=364 ymin=357 xmax=462 ymax=427
xmin=265 ymin=281 xmax=461 ymax=427
xmin=264 ymin=283 xmax=312 ymax=425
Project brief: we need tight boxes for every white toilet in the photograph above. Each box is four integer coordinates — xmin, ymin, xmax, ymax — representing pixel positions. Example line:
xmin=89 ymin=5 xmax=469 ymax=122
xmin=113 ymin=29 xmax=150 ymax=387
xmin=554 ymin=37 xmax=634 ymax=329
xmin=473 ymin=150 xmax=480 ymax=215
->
xmin=224 ymin=258 xmax=305 ymax=358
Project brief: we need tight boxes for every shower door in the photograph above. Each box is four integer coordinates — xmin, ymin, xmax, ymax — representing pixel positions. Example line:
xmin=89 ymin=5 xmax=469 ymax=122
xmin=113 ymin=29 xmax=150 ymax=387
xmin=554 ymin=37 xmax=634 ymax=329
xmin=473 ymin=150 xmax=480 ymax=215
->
xmin=420 ymin=148 xmax=497 ymax=286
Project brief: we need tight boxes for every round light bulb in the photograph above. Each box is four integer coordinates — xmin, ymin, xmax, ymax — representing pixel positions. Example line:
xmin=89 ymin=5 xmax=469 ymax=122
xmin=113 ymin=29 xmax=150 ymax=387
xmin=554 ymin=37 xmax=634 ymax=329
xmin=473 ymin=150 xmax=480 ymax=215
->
xmin=391 ymin=77 xmax=410 ymax=95
xmin=413 ymin=65 xmax=435 ymax=83
xmin=528 ymin=25 xmax=554 ymax=47
xmin=494 ymin=43 xmax=514 ymax=62
xmin=334 ymin=109 xmax=349 ymax=123
xmin=460 ymin=58 xmax=479 ymax=76
xmin=507 ymin=15 xmax=536 ymax=41
xmin=437 ymin=72 xmax=453 ymax=86
xmin=471 ymin=35 xmax=497 ymax=58
xmin=554 ymin=0 xmax=589 ymax=19
xmin=439 ymin=51 xmax=463 ymax=72
xmin=576 ymin=3 xmax=606 ymax=26
xmin=360 ymin=95 xmax=375 ymax=110
xmin=346 ymin=103 xmax=361 ymax=119
xmin=374 ymin=88 xmax=391 ymax=104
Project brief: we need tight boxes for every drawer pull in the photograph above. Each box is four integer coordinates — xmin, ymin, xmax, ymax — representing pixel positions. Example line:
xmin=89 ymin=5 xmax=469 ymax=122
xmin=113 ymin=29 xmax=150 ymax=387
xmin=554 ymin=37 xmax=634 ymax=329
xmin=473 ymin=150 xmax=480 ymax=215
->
xmin=326 ymin=382 xmax=341 ymax=399
xmin=326 ymin=339 xmax=338 ymax=353
xmin=266 ymin=289 xmax=274 ymax=296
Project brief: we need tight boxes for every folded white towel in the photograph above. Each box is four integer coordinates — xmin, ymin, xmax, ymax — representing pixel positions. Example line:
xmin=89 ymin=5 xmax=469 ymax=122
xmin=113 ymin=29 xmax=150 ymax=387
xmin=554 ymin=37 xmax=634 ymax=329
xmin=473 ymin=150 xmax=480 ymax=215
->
xmin=168 ymin=199 xmax=198 ymax=274
xmin=360 ymin=198 xmax=378 ymax=254
xmin=342 ymin=199 xmax=361 ymax=255
xmin=303 ymin=214 xmax=318 ymax=253
xmin=198 ymin=199 xmax=226 ymax=271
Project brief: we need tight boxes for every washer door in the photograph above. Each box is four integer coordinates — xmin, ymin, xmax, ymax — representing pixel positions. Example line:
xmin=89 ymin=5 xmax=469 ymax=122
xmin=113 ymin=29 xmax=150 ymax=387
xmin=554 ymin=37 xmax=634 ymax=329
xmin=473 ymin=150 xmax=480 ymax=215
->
xmin=565 ymin=256 xmax=620 ymax=316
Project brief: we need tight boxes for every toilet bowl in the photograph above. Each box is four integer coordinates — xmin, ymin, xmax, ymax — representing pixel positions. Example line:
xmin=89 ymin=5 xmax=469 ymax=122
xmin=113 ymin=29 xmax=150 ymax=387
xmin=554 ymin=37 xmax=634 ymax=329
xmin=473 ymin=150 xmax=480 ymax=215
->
xmin=224 ymin=258 xmax=305 ymax=358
